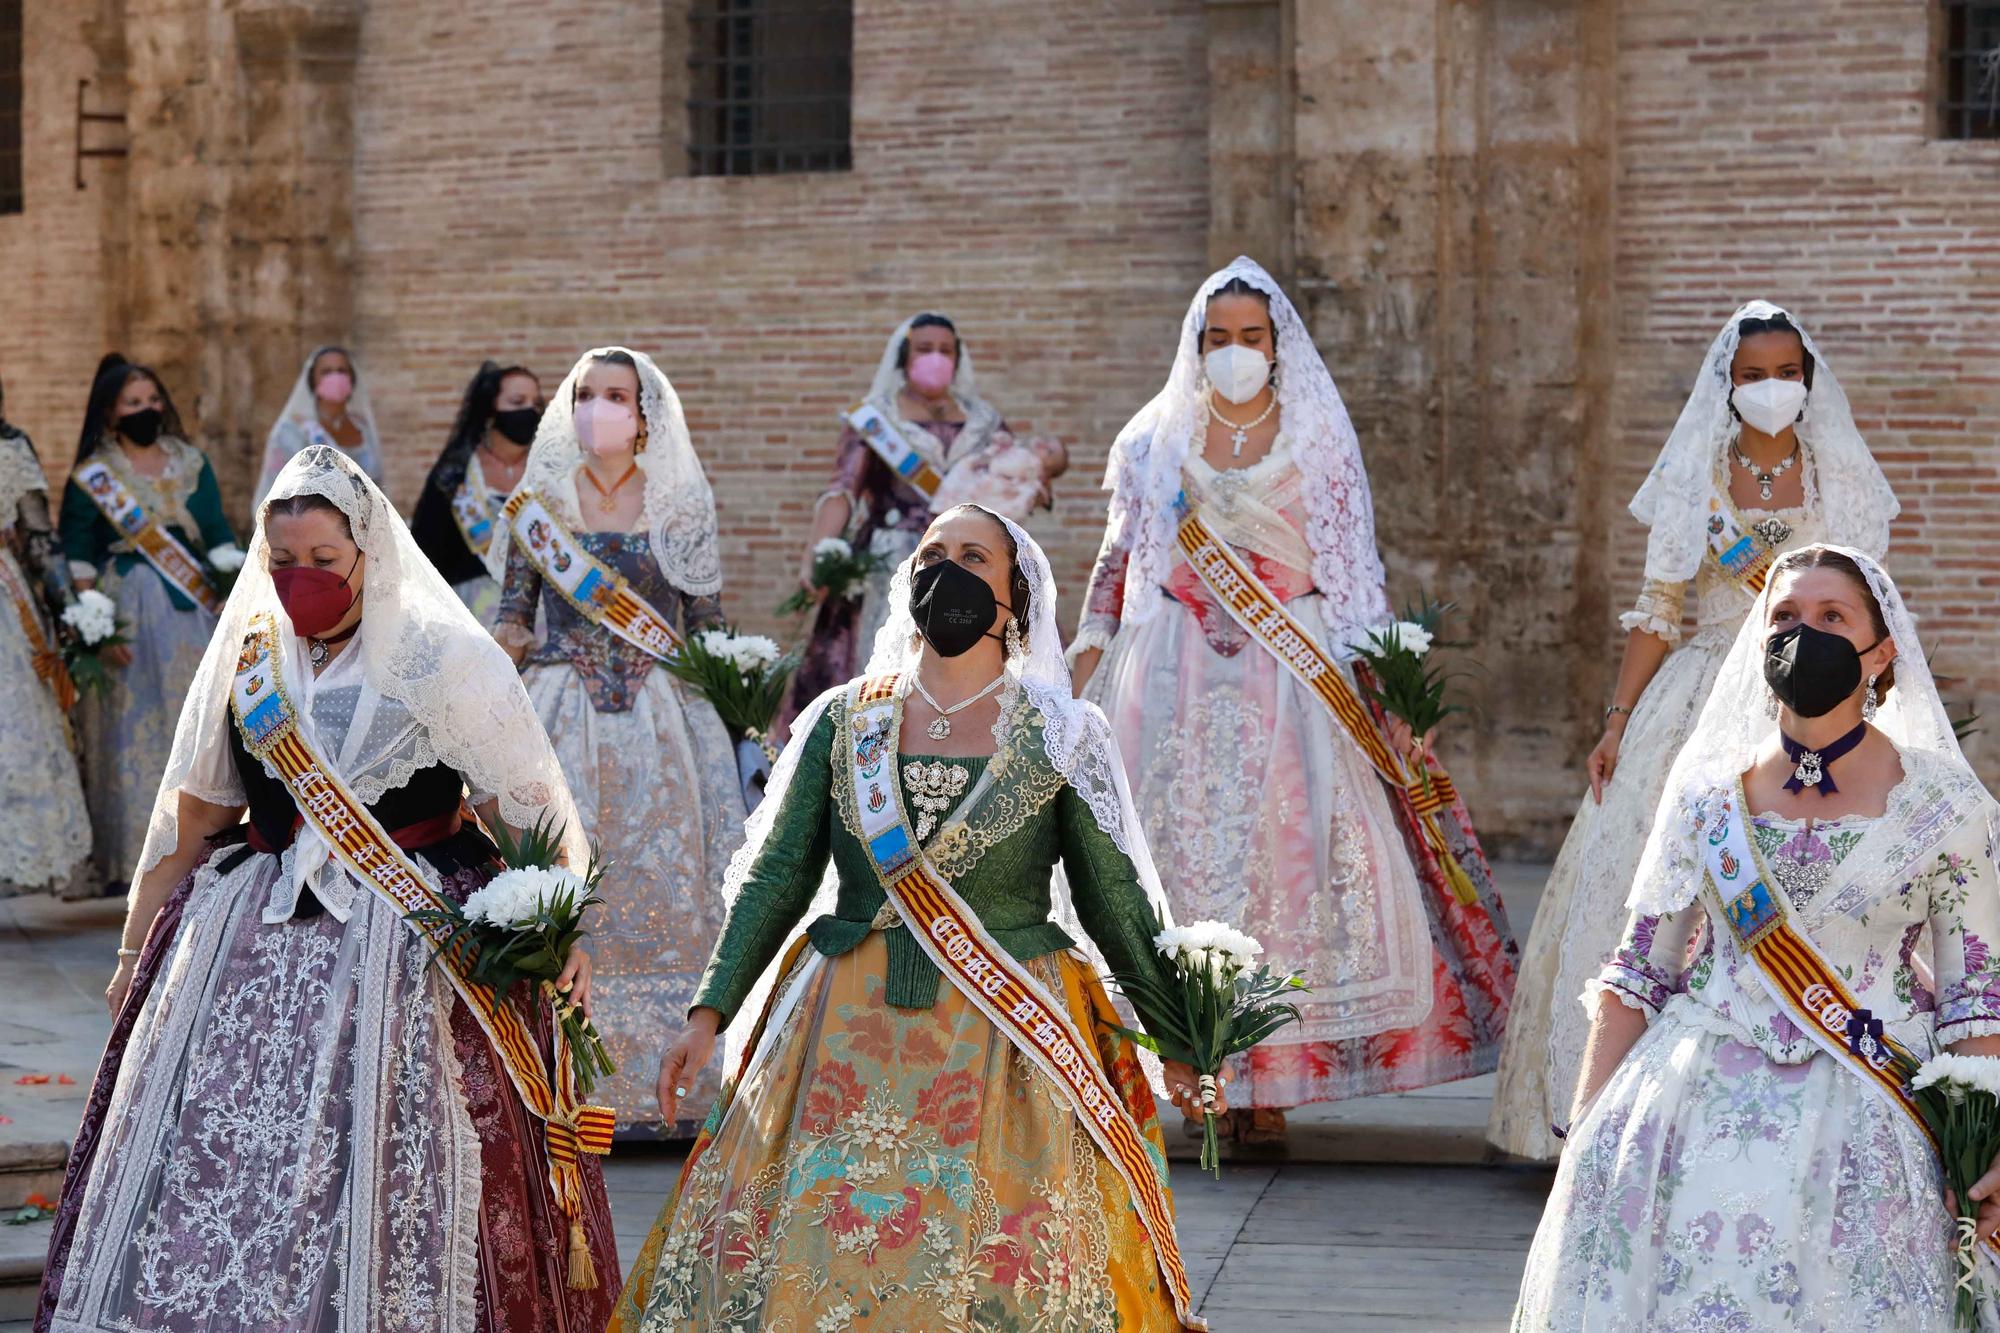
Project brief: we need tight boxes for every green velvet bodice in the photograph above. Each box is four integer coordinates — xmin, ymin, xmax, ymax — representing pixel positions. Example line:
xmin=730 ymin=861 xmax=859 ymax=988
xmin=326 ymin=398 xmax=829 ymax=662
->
xmin=692 ymin=690 xmax=1171 ymax=1025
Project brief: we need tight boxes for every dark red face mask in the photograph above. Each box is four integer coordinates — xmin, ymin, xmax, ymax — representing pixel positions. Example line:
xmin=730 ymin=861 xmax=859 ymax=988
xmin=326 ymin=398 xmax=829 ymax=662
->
xmin=272 ymin=554 xmax=361 ymax=637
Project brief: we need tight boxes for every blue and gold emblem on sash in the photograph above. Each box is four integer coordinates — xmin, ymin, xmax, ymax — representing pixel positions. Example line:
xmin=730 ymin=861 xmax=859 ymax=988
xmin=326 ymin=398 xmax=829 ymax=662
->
xmin=1723 ymin=879 xmax=1781 ymax=948
xmin=868 ymin=825 xmax=911 ymax=872
xmin=1719 ymin=535 xmax=1758 ymax=577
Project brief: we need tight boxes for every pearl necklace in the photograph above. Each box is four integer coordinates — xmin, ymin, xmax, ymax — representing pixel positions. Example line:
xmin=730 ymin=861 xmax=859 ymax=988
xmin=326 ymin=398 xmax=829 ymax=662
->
xmin=911 ymin=669 xmax=1007 ymax=741
xmin=1206 ymin=390 xmax=1278 ymax=457
xmin=1733 ymin=442 xmax=1799 ymax=502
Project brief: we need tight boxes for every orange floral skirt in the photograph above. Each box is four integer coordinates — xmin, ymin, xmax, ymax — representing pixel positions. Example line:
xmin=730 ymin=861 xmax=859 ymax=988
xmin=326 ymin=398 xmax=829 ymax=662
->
xmin=611 ymin=932 xmax=1191 ymax=1331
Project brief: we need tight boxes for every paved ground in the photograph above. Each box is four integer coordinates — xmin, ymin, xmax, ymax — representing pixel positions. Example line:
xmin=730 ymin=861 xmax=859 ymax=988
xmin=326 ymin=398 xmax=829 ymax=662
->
xmin=0 ymin=865 xmax=1556 ymax=1330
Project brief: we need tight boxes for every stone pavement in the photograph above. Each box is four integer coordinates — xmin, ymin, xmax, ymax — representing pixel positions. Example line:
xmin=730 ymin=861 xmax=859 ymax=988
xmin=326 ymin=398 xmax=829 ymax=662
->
xmin=0 ymin=865 xmax=1556 ymax=1329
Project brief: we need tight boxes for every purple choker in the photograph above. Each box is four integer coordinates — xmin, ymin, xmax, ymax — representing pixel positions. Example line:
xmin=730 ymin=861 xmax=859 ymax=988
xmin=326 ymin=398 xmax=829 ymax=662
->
xmin=1781 ymin=721 xmax=1868 ymax=795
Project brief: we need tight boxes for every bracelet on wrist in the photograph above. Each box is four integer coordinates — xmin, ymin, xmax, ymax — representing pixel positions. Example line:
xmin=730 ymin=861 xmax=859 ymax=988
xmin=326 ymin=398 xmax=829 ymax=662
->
xmin=1603 ymin=704 xmax=1634 ymax=725
xmin=116 ymin=947 xmax=141 ymax=960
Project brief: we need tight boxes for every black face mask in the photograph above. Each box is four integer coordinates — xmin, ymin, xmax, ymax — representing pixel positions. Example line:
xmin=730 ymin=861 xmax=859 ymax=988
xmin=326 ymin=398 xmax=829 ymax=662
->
xmin=910 ymin=559 xmax=1010 ymax=658
xmin=117 ymin=408 xmax=164 ymax=447
xmin=1764 ymin=622 xmax=1883 ymax=719
xmin=491 ymin=406 xmax=541 ymax=447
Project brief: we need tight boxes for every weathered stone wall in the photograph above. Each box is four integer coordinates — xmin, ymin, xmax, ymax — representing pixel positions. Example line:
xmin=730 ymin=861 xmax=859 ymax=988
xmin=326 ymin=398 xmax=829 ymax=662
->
xmin=1287 ymin=0 xmax=1619 ymax=848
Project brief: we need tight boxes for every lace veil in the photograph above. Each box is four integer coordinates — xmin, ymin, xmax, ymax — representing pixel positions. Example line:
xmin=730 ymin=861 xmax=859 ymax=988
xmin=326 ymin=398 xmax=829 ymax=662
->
xmin=720 ymin=505 xmax=1177 ymax=1069
xmin=136 ymin=444 xmax=587 ymax=876
xmin=1629 ymin=300 xmax=1898 ymax=584
xmin=1101 ymin=256 xmax=1389 ymax=635
xmin=484 ymin=346 xmax=721 ymax=596
xmin=1628 ymin=543 xmax=1988 ymax=915
xmin=256 ymin=346 xmax=383 ymax=504
xmin=858 ymin=315 xmax=1005 ymax=466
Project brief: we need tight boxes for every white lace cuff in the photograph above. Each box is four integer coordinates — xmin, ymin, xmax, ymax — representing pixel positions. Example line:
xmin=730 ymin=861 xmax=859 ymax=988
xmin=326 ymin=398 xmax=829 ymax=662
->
xmin=1066 ymin=624 xmax=1118 ymax=666
xmin=1581 ymin=976 xmax=1662 ymax=1022
xmin=1617 ymin=610 xmax=1682 ymax=643
xmin=1938 ymin=1018 xmax=2000 ymax=1044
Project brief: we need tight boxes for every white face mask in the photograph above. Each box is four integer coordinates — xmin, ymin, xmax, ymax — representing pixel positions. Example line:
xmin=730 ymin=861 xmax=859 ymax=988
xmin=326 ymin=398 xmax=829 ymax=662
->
xmin=1732 ymin=378 xmax=1808 ymax=437
xmin=1203 ymin=343 xmax=1273 ymax=405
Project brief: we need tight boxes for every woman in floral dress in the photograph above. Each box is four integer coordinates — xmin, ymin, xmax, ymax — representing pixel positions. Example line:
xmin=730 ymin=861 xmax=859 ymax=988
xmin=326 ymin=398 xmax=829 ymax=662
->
xmin=60 ymin=357 xmax=235 ymax=890
xmin=613 ymin=505 xmax=1216 ymax=1331
xmin=784 ymin=312 xmax=1060 ymax=727
xmin=1072 ymin=256 xmax=1516 ymax=1143
xmin=37 ymin=445 xmax=616 ymax=1333
xmin=1489 ymin=302 xmax=1900 ymax=1162
xmin=1515 ymin=545 xmax=2000 ymax=1331
xmin=490 ymin=346 xmax=744 ymax=1132
xmin=254 ymin=345 xmax=384 ymax=506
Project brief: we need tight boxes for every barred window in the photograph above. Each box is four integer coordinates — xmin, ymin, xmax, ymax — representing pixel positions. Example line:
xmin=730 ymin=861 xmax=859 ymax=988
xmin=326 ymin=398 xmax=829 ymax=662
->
xmin=1940 ymin=0 xmax=2000 ymax=140
xmin=687 ymin=0 xmax=852 ymax=176
xmin=0 ymin=0 xmax=21 ymax=214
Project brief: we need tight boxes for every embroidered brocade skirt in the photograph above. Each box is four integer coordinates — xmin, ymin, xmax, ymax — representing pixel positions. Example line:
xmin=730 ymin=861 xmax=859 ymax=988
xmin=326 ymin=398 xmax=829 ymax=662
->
xmin=36 ymin=841 xmax=619 ymax=1333
xmin=611 ymin=932 xmax=1187 ymax=1332
xmin=0 ymin=546 xmax=90 ymax=894
xmin=1488 ymin=623 xmax=1737 ymax=1162
xmin=1090 ymin=591 xmax=1517 ymax=1108
xmin=521 ymin=662 xmax=745 ymax=1130
xmin=1513 ymin=998 xmax=1980 ymax=1332
xmin=77 ymin=564 xmax=213 ymax=887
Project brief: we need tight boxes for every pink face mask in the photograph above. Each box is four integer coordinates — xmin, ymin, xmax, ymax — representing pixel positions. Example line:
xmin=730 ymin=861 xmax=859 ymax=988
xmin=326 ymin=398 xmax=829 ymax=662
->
xmin=574 ymin=397 xmax=639 ymax=457
xmin=907 ymin=350 xmax=956 ymax=395
xmin=315 ymin=370 xmax=354 ymax=405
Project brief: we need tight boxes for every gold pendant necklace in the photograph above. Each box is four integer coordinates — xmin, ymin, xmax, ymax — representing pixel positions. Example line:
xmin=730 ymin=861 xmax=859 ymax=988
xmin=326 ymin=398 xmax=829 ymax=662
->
xmin=581 ymin=462 xmax=639 ymax=514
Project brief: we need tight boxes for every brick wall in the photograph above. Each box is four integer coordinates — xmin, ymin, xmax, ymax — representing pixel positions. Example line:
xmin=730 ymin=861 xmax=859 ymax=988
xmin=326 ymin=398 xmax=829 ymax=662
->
xmin=349 ymin=0 xmax=1211 ymax=649
xmin=1609 ymin=0 xmax=2000 ymax=788
xmin=0 ymin=2 xmax=110 ymax=473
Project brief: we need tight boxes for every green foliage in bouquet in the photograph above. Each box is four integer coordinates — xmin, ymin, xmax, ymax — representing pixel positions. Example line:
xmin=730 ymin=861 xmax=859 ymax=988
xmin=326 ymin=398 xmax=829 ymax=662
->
xmin=779 ymin=537 xmax=887 ymax=616
xmin=662 ymin=627 xmax=798 ymax=744
xmin=407 ymin=814 xmax=617 ymax=1095
xmin=1108 ymin=909 xmax=1309 ymax=1177
xmin=1351 ymin=596 xmax=1467 ymax=742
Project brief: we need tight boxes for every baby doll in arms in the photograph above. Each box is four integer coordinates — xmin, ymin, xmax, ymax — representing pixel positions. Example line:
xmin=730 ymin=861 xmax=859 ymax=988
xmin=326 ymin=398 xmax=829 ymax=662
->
xmin=931 ymin=432 xmax=1069 ymax=522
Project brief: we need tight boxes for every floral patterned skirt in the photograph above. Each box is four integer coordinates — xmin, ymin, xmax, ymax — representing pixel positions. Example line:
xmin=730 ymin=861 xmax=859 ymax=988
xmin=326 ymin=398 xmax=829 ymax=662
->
xmin=0 ymin=546 xmax=90 ymax=893
xmin=1513 ymin=997 xmax=1972 ymax=1332
xmin=611 ymin=933 xmax=1189 ymax=1332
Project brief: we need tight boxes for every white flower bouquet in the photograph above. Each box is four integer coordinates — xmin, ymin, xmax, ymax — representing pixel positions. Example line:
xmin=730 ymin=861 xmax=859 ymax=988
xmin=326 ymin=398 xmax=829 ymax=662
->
xmin=1346 ymin=596 xmax=1464 ymax=755
xmin=58 ymin=589 xmax=129 ymax=697
xmin=663 ymin=626 xmax=799 ymax=753
xmin=408 ymin=816 xmax=616 ymax=1096
xmin=1910 ymin=1051 xmax=2000 ymax=1326
xmin=1110 ymin=915 xmax=1309 ymax=1177
xmin=779 ymin=535 xmax=887 ymax=615
xmin=201 ymin=542 xmax=247 ymax=598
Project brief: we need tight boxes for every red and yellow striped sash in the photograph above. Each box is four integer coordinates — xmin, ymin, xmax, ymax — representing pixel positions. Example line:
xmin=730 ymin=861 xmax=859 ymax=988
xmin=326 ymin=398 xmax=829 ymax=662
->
xmin=0 ymin=551 xmax=76 ymax=709
xmin=503 ymin=488 xmax=685 ymax=662
xmin=1172 ymin=505 xmax=1476 ymax=901
xmin=846 ymin=675 xmax=1205 ymax=1330
xmin=73 ymin=458 xmax=223 ymax=614
xmin=230 ymin=612 xmax=613 ymax=1276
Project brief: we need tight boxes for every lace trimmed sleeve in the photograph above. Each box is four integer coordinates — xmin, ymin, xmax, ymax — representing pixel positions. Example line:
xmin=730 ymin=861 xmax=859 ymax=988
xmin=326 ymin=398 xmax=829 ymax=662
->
xmin=1070 ymin=516 xmax=1131 ymax=661
xmin=1584 ymin=907 xmax=1699 ymax=1022
xmin=1618 ymin=577 xmax=1687 ymax=643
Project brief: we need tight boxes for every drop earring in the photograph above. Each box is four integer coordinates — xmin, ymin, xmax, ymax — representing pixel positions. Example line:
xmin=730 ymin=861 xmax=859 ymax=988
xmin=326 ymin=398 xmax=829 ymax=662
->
xmin=1862 ymin=674 xmax=1879 ymax=722
xmin=1765 ymin=689 xmax=1781 ymax=721
xmin=1004 ymin=616 xmax=1024 ymax=661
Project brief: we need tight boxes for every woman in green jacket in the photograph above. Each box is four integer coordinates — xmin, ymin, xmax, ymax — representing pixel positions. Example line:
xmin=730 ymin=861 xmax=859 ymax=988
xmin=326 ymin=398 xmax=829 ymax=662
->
xmin=60 ymin=357 xmax=235 ymax=889
xmin=613 ymin=504 xmax=1221 ymax=1332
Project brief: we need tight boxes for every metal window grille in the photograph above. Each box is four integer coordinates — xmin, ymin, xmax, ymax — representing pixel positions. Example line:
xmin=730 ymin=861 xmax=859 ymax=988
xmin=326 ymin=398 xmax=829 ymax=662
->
xmin=688 ymin=0 xmax=852 ymax=176
xmin=1941 ymin=0 xmax=2000 ymax=139
xmin=0 ymin=0 xmax=21 ymax=214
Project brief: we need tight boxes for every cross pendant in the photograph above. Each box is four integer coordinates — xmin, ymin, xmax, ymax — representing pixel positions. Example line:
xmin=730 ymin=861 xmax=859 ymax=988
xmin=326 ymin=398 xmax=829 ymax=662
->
xmin=1231 ymin=428 xmax=1248 ymax=457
